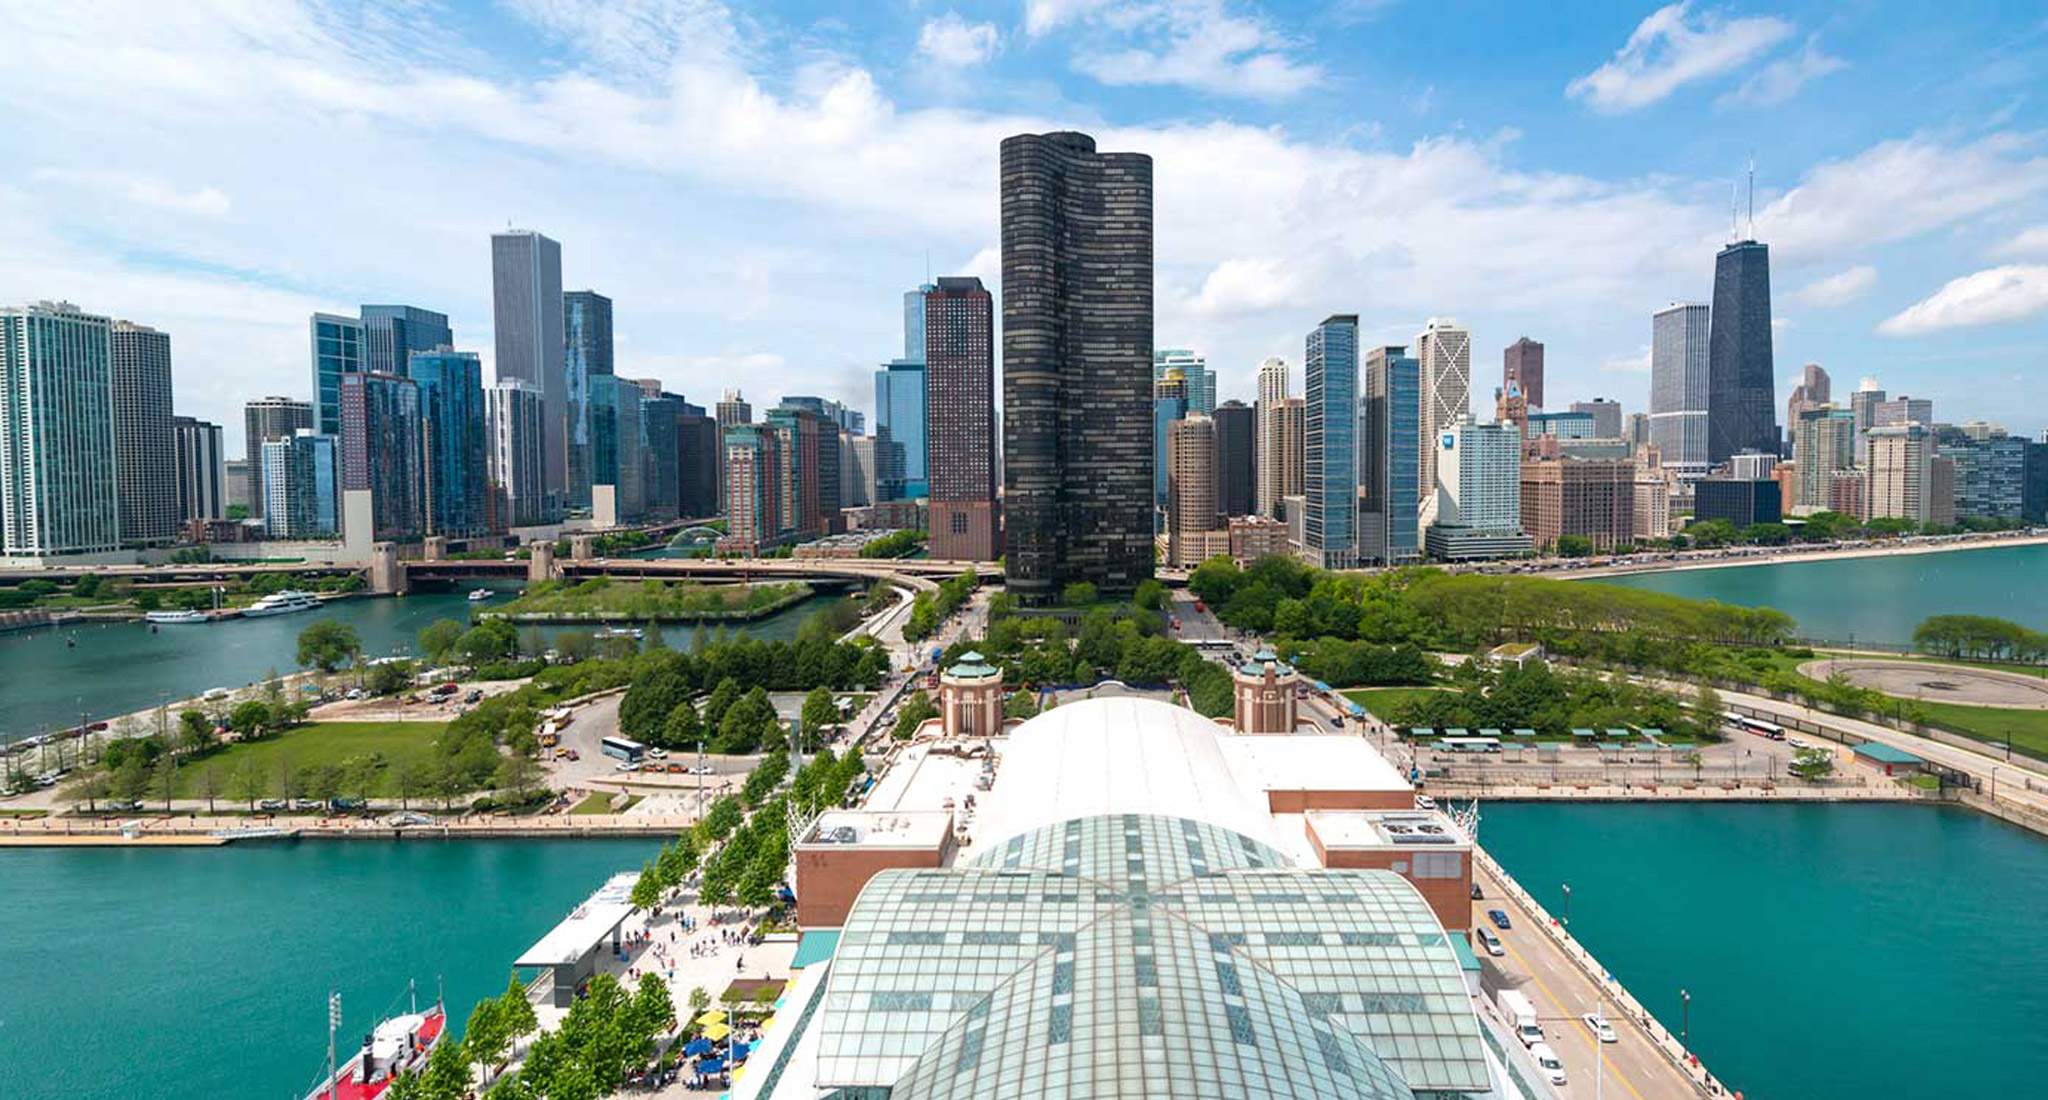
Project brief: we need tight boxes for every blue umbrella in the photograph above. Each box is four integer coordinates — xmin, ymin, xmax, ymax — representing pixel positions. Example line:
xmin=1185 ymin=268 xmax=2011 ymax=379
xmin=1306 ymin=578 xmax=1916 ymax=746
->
xmin=683 ymin=1037 xmax=713 ymax=1056
xmin=698 ymin=1057 xmax=727 ymax=1074
xmin=731 ymin=1041 xmax=751 ymax=1061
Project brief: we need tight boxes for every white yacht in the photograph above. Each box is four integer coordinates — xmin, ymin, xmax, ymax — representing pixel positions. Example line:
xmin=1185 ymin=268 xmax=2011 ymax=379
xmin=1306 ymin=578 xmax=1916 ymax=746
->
xmin=144 ymin=609 xmax=208 ymax=624
xmin=241 ymin=590 xmax=322 ymax=618
xmin=467 ymin=588 xmax=493 ymax=602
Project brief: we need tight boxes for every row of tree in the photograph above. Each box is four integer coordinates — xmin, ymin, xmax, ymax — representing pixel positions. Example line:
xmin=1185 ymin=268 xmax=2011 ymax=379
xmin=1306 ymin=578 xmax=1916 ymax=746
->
xmin=615 ymin=635 xmax=888 ymax=747
xmin=942 ymin=603 xmax=1236 ymax=718
xmin=1380 ymin=660 xmax=1719 ymax=741
xmin=903 ymin=569 xmax=978 ymax=643
xmin=1913 ymin=614 xmax=2048 ymax=663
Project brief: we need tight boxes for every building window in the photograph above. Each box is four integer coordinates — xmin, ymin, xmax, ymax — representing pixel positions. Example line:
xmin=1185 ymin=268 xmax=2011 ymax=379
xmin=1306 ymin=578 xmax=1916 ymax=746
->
xmin=1411 ymin=851 xmax=1463 ymax=879
xmin=951 ymin=512 xmax=968 ymax=534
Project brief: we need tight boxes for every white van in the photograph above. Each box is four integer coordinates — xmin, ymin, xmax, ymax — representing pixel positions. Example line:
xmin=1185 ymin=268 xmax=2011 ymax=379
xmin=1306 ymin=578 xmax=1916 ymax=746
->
xmin=1530 ymin=1041 xmax=1567 ymax=1086
xmin=1475 ymin=926 xmax=1505 ymax=957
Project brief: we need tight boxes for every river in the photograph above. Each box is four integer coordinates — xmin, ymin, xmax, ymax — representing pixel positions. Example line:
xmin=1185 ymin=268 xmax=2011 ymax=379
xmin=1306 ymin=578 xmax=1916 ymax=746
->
xmin=1482 ymin=801 xmax=2048 ymax=1100
xmin=0 ymin=837 xmax=659 ymax=1100
xmin=1593 ymin=541 xmax=2048 ymax=645
xmin=0 ymin=587 xmax=842 ymax=741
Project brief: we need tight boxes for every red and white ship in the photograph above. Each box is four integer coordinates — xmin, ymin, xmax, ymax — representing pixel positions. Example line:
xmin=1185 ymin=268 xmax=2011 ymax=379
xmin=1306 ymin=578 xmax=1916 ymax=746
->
xmin=303 ymin=986 xmax=447 ymax=1100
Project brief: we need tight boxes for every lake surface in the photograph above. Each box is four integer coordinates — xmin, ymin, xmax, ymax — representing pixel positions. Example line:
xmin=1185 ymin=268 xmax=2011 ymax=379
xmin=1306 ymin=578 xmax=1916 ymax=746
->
xmin=0 ymin=838 xmax=658 ymax=1100
xmin=0 ymin=588 xmax=839 ymax=740
xmin=1593 ymin=541 xmax=2048 ymax=644
xmin=1482 ymin=801 xmax=2048 ymax=1100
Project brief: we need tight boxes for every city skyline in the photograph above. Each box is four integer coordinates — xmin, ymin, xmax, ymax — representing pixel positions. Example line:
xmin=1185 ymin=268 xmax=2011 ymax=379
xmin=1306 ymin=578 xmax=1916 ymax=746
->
xmin=4 ymin=3 xmax=2045 ymax=454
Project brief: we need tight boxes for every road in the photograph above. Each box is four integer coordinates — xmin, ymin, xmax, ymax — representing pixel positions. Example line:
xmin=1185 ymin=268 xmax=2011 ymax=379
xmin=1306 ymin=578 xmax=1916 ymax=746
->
xmin=1473 ymin=862 xmax=1707 ymax=1100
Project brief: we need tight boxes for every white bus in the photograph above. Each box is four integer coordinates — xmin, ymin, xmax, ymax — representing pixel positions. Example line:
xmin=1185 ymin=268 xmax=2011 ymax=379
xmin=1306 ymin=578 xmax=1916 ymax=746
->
xmin=600 ymin=735 xmax=646 ymax=763
xmin=1723 ymin=711 xmax=1785 ymax=740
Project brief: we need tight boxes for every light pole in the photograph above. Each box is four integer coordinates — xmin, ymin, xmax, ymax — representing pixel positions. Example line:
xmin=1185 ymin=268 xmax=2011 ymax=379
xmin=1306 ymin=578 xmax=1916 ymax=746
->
xmin=1680 ymin=988 xmax=1691 ymax=1045
xmin=1561 ymin=883 xmax=1571 ymax=929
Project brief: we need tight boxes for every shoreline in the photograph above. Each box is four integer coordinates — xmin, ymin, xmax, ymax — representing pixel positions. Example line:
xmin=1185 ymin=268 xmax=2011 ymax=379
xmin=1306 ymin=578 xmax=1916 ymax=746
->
xmin=1565 ymin=530 xmax=2048 ymax=580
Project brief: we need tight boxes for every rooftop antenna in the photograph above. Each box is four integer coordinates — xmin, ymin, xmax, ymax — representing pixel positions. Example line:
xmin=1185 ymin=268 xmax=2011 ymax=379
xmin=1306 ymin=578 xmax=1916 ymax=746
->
xmin=924 ymin=249 xmax=931 ymax=285
xmin=1746 ymin=153 xmax=1756 ymax=240
xmin=1729 ymin=182 xmax=1739 ymax=243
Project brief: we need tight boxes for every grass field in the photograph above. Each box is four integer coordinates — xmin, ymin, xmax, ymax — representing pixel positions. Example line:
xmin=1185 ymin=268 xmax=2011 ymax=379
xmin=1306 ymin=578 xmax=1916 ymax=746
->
xmin=569 ymin=792 xmax=642 ymax=815
xmin=1907 ymin=700 xmax=2048 ymax=761
xmin=1341 ymin=687 xmax=1443 ymax=719
xmin=171 ymin=721 xmax=447 ymax=798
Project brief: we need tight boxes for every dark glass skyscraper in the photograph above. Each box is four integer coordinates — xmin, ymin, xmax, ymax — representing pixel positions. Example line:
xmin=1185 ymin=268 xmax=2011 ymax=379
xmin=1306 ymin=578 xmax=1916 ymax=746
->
xmin=409 ymin=350 xmax=488 ymax=536
xmin=1213 ymin=400 xmax=1255 ymax=518
xmin=1001 ymin=130 xmax=1153 ymax=603
xmin=564 ymin=289 xmax=613 ymax=509
xmin=1304 ymin=315 xmax=1359 ymax=569
xmin=339 ymin=371 xmax=422 ymax=541
xmin=359 ymin=305 xmax=451 ymax=378
xmin=1707 ymin=240 xmax=1779 ymax=464
xmin=109 ymin=320 xmax=177 ymax=544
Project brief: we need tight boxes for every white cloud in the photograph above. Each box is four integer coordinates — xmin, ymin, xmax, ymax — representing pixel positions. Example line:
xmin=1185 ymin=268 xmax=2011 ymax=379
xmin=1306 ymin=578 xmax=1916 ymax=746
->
xmin=918 ymin=13 xmax=1000 ymax=67
xmin=1878 ymin=265 xmax=2048 ymax=336
xmin=1993 ymin=224 xmax=2048 ymax=259
xmin=1598 ymin=346 xmax=1652 ymax=373
xmin=1755 ymin=134 xmax=2048 ymax=265
xmin=1044 ymin=1 xmax=1322 ymax=100
xmin=1722 ymin=37 xmax=1845 ymax=106
xmin=33 ymin=169 xmax=231 ymax=217
xmin=1567 ymin=2 xmax=1793 ymax=112
xmin=1185 ymin=257 xmax=1300 ymax=317
xmin=1794 ymin=264 xmax=1876 ymax=308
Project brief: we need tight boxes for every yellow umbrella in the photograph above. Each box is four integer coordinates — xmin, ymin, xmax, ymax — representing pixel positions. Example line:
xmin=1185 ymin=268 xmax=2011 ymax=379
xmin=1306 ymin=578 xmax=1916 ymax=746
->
xmin=759 ymin=1015 xmax=778 ymax=1032
xmin=703 ymin=1022 xmax=732 ymax=1041
xmin=733 ymin=1065 xmax=747 ymax=1081
xmin=696 ymin=1010 xmax=727 ymax=1027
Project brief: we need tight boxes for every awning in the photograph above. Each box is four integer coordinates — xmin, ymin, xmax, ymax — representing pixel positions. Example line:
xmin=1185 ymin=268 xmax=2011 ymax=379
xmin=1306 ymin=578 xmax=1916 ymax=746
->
xmin=1571 ymin=728 xmax=1597 ymax=739
xmin=1510 ymin=728 xmax=1537 ymax=738
xmin=1445 ymin=727 xmax=1468 ymax=737
xmin=1478 ymin=728 xmax=1502 ymax=738
xmin=1409 ymin=727 xmax=1434 ymax=737
xmin=790 ymin=929 xmax=841 ymax=970
xmin=1605 ymin=728 xmax=1630 ymax=739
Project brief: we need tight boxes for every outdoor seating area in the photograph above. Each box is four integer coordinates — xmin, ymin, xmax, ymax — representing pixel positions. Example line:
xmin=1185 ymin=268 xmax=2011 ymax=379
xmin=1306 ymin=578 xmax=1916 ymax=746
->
xmin=652 ymin=978 xmax=786 ymax=1092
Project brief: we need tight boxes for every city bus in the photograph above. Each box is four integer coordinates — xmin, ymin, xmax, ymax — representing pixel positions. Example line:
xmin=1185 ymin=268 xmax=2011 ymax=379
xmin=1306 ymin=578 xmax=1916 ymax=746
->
xmin=1437 ymin=737 xmax=1502 ymax=754
xmin=600 ymin=735 xmax=647 ymax=763
xmin=1723 ymin=712 xmax=1785 ymax=740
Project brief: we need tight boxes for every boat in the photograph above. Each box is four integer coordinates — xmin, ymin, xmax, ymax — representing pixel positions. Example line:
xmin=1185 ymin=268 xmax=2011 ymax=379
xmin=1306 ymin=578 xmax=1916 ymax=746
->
xmin=467 ymin=588 xmax=494 ymax=602
xmin=303 ymin=984 xmax=446 ymax=1100
xmin=594 ymin=626 xmax=644 ymax=640
xmin=242 ymin=590 xmax=322 ymax=618
xmin=144 ymin=609 xmax=208 ymax=624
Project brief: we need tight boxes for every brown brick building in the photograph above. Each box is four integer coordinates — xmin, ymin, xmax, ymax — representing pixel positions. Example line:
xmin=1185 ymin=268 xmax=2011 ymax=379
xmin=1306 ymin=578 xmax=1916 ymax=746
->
xmin=1520 ymin=456 xmax=1636 ymax=551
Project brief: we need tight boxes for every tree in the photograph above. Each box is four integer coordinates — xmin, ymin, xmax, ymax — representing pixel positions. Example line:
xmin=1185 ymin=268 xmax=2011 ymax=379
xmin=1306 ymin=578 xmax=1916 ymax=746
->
xmin=306 ymin=764 xmax=344 ymax=802
xmin=345 ymin=753 xmax=385 ymax=802
xmin=296 ymin=619 xmax=362 ymax=673
xmin=462 ymin=993 xmax=511 ymax=1075
xmin=1554 ymin=534 xmax=1596 ymax=557
xmin=392 ymin=760 xmax=423 ymax=809
xmin=1789 ymin=746 xmax=1834 ymax=781
xmin=1694 ymin=682 xmax=1724 ymax=725
xmin=153 ymin=755 xmax=179 ymax=810
xmin=630 ymin=860 xmax=662 ymax=910
xmin=497 ymin=973 xmax=538 ymax=1043
xmin=197 ymin=765 xmax=222 ymax=813
xmin=417 ymin=619 xmax=466 ymax=664
xmin=228 ymin=699 xmax=272 ymax=738
xmin=494 ymin=753 xmax=548 ymax=805
xmin=662 ymin=702 xmax=702 ymax=750
xmin=458 ymin=619 xmax=521 ymax=664
xmin=1133 ymin=579 xmax=1167 ymax=611
xmin=366 ymin=659 xmax=416 ymax=697
xmin=800 ymin=686 xmax=837 ymax=744
xmin=418 ymin=1037 xmax=471 ymax=1100
xmin=892 ymin=691 xmax=938 ymax=740
xmin=112 ymin=755 xmax=151 ymax=803
xmin=1061 ymin=581 xmax=1098 ymax=607
xmin=229 ymin=761 xmax=264 ymax=810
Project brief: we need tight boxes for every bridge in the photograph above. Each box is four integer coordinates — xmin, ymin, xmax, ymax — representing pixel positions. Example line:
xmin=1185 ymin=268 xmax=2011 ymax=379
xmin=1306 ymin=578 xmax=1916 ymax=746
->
xmin=404 ymin=553 xmax=988 ymax=593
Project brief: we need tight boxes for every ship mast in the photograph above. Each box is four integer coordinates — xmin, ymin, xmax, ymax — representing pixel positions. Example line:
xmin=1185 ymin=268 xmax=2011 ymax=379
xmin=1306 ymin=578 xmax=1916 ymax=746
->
xmin=326 ymin=992 xmax=341 ymax=1100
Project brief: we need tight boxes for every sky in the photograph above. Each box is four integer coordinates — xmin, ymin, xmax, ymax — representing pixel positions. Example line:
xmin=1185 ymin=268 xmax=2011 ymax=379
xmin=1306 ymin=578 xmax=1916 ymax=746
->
xmin=3 ymin=0 xmax=2046 ymax=455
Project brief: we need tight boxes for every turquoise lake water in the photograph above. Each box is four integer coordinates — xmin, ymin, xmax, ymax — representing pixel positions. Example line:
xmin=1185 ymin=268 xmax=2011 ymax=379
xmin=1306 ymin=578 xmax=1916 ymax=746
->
xmin=1593 ymin=541 xmax=2048 ymax=645
xmin=0 ymin=838 xmax=658 ymax=1100
xmin=1482 ymin=801 xmax=2048 ymax=1099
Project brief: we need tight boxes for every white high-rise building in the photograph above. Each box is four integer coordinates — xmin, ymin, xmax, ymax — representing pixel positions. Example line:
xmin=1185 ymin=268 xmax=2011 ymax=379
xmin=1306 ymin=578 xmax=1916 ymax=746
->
xmin=1424 ymin=416 xmax=1532 ymax=560
xmin=1 ymin=302 xmax=119 ymax=556
xmin=487 ymin=378 xmax=547 ymax=527
xmin=1415 ymin=318 xmax=1471 ymax=528
xmin=1650 ymin=302 xmax=1710 ymax=480
xmin=1254 ymin=357 xmax=1289 ymax=519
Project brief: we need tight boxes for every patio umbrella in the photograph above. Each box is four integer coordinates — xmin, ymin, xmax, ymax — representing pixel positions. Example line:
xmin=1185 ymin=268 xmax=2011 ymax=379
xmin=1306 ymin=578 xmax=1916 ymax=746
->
xmin=683 ymin=1037 xmax=713 ymax=1056
xmin=696 ymin=1010 xmax=727 ymax=1027
xmin=704 ymin=1022 xmax=732 ymax=1041
xmin=731 ymin=1041 xmax=751 ymax=1061
xmin=697 ymin=1056 xmax=727 ymax=1074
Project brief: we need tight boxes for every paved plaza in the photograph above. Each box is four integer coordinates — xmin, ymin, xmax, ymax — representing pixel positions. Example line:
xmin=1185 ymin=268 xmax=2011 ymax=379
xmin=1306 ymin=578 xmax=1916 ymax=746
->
xmin=1802 ymin=658 xmax=2048 ymax=709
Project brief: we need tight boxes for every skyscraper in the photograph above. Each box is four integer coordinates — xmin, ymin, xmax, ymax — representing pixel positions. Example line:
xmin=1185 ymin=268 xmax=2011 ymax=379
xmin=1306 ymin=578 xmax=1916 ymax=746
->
xmin=1166 ymin=413 xmax=1219 ymax=566
xmin=410 ymin=349 xmax=489 ymax=536
xmin=715 ymin=389 xmax=752 ymax=512
xmin=590 ymin=373 xmax=644 ymax=522
xmin=563 ymin=289 xmax=613 ymax=510
xmin=924 ymin=276 xmax=998 ymax=560
xmin=1503 ymin=337 xmax=1544 ymax=411
xmin=492 ymin=229 xmax=566 ymax=509
xmin=172 ymin=416 xmax=225 ymax=524
xmin=1426 ymin=417 xmax=1532 ymax=561
xmin=1650 ymin=302 xmax=1710 ymax=479
xmin=1521 ymin=455 xmax=1635 ymax=552
xmin=1001 ymin=130 xmax=1154 ymax=602
xmin=903 ymin=282 xmax=935 ymax=363
xmin=1785 ymin=362 xmax=1831 ymax=451
xmin=1153 ymin=369 xmax=1189 ymax=513
xmin=1275 ymin=397 xmax=1305 ymax=506
xmin=1941 ymin=435 xmax=2028 ymax=521
xmin=359 ymin=305 xmax=451 ymax=378
xmin=487 ymin=379 xmax=546 ymax=528
xmin=243 ymin=395 xmax=313 ymax=519
xmin=1867 ymin=423 xmax=1936 ymax=524
xmin=874 ymin=359 xmax=928 ymax=499
xmin=1707 ymin=239 xmax=1778 ymax=463
xmin=1415 ymin=318 xmax=1471 ymax=529
xmin=262 ymin=430 xmax=338 ymax=538
xmin=675 ymin=412 xmax=721 ymax=520
xmin=1255 ymin=356 xmax=1289 ymax=518
xmin=1155 ymin=348 xmax=1215 ymax=415
xmin=109 ymin=320 xmax=177 ymax=544
xmin=1792 ymin=406 xmax=1855 ymax=514
xmin=1213 ymin=400 xmax=1255 ymax=519
xmin=1875 ymin=395 xmax=1933 ymax=429
xmin=308 ymin=312 xmax=365 ymax=437
xmin=1850 ymin=383 xmax=1886 ymax=465
xmin=1361 ymin=345 xmax=1421 ymax=564
xmin=1569 ymin=398 xmax=1622 ymax=440
xmin=639 ymin=390 xmax=684 ymax=521
xmin=1 ymin=302 xmax=118 ymax=556
xmin=720 ymin=424 xmax=784 ymax=554
xmin=767 ymin=404 xmax=825 ymax=541
xmin=339 ymin=371 xmax=422 ymax=541
xmin=1304 ymin=314 xmax=1359 ymax=570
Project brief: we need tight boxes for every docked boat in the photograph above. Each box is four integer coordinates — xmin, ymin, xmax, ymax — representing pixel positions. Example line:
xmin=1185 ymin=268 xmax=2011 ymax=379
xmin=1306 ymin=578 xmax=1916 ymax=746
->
xmin=144 ymin=609 xmax=208 ymax=624
xmin=467 ymin=588 xmax=493 ymax=602
xmin=242 ymin=590 xmax=322 ymax=618
xmin=594 ymin=626 xmax=644 ymax=640
xmin=303 ymin=986 xmax=446 ymax=1100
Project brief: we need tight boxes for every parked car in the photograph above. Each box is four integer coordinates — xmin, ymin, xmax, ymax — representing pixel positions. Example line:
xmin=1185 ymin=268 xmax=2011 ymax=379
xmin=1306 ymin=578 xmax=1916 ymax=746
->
xmin=647 ymin=747 xmax=669 ymax=759
xmin=1414 ymin=794 xmax=1436 ymax=810
xmin=615 ymin=761 xmax=640 ymax=772
xmin=291 ymin=798 xmax=322 ymax=811
xmin=258 ymin=799 xmax=286 ymax=811
xmin=687 ymin=763 xmax=715 ymax=775
xmin=1469 ymin=882 xmax=1485 ymax=900
xmin=1487 ymin=908 xmax=1512 ymax=930
xmin=329 ymin=798 xmax=367 ymax=812
xmin=463 ymin=690 xmax=482 ymax=704
xmin=1581 ymin=1011 xmax=1617 ymax=1043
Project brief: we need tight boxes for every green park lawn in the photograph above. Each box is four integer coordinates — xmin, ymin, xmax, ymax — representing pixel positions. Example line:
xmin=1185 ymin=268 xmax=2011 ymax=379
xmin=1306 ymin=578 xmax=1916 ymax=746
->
xmin=1341 ymin=687 xmax=1444 ymax=719
xmin=172 ymin=721 xmax=447 ymax=798
xmin=568 ymin=792 xmax=642 ymax=815
xmin=1907 ymin=701 xmax=2048 ymax=762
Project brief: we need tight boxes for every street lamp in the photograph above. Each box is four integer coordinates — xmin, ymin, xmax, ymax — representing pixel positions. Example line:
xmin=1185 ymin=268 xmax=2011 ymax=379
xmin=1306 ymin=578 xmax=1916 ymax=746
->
xmin=1680 ymin=988 xmax=1691 ymax=1045
xmin=1561 ymin=883 xmax=1571 ymax=928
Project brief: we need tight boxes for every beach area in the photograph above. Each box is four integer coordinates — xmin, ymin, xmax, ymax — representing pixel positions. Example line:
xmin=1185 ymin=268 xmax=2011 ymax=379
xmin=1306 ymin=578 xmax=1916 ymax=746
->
xmin=1559 ymin=529 xmax=2048 ymax=580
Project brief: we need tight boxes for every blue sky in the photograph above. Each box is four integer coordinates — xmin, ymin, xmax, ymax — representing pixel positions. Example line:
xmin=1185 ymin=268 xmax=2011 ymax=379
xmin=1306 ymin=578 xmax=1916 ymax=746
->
xmin=3 ymin=1 xmax=2046 ymax=453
